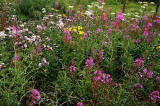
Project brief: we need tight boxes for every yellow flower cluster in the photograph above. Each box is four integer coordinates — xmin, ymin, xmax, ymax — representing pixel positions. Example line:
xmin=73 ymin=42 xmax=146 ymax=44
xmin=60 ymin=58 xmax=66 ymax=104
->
xmin=64 ymin=26 xmax=84 ymax=35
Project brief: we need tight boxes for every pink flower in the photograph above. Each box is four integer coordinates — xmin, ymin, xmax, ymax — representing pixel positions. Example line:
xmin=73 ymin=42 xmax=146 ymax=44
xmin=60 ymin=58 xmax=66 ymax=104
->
xmin=69 ymin=60 xmax=76 ymax=72
xmin=149 ymin=91 xmax=160 ymax=103
xmin=156 ymin=76 xmax=160 ymax=81
xmin=77 ymin=102 xmax=83 ymax=106
xmin=143 ymin=31 xmax=148 ymax=37
xmin=118 ymin=12 xmax=124 ymax=21
xmin=134 ymin=83 xmax=143 ymax=88
xmin=124 ymin=35 xmax=129 ymax=40
xmin=54 ymin=1 xmax=58 ymax=9
xmin=97 ymin=28 xmax=101 ymax=33
xmin=30 ymin=89 xmax=40 ymax=104
xmin=37 ymin=25 xmax=42 ymax=33
xmin=85 ymin=57 xmax=94 ymax=69
xmin=12 ymin=55 xmax=20 ymax=61
xmin=143 ymin=69 xmax=148 ymax=73
xmin=156 ymin=18 xmax=160 ymax=24
xmin=135 ymin=58 xmax=144 ymax=67
xmin=98 ymin=48 xmax=104 ymax=61
xmin=148 ymin=71 xmax=153 ymax=78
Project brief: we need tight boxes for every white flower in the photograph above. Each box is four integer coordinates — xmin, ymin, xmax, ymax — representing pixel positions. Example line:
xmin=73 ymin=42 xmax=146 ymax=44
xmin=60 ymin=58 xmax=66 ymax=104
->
xmin=87 ymin=5 xmax=92 ymax=8
xmin=98 ymin=6 xmax=103 ymax=10
xmin=143 ymin=4 xmax=148 ymax=6
xmin=57 ymin=18 xmax=64 ymax=28
xmin=143 ymin=2 xmax=148 ymax=4
xmin=135 ymin=15 xmax=140 ymax=18
xmin=111 ymin=12 xmax=115 ymax=15
xmin=68 ymin=6 xmax=74 ymax=9
xmin=138 ymin=2 xmax=142 ymax=4
xmin=141 ymin=6 xmax=145 ymax=9
xmin=85 ymin=10 xmax=93 ymax=17
xmin=0 ymin=31 xmax=7 ymax=39
xmin=150 ymin=2 xmax=155 ymax=5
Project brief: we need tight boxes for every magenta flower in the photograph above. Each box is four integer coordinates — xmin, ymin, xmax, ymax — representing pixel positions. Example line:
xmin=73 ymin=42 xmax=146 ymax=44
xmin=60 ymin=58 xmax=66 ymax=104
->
xmin=149 ymin=91 xmax=160 ymax=103
xmin=93 ymin=70 xmax=112 ymax=84
xmin=97 ymin=28 xmax=101 ymax=33
xmin=54 ymin=1 xmax=58 ymax=9
xmin=156 ymin=18 xmax=160 ymax=24
xmin=98 ymin=48 xmax=104 ymax=61
xmin=143 ymin=31 xmax=148 ymax=37
xmin=148 ymin=71 xmax=153 ymax=78
xmin=69 ymin=60 xmax=76 ymax=72
xmin=124 ymin=35 xmax=129 ymax=40
xmin=117 ymin=12 xmax=124 ymax=21
xmin=143 ymin=69 xmax=148 ymax=73
xmin=134 ymin=83 xmax=143 ymax=88
xmin=29 ymin=89 xmax=40 ymax=104
xmin=37 ymin=25 xmax=42 ymax=33
xmin=12 ymin=55 xmax=20 ymax=61
xmin=63 ymin=29 xmax=72 ymax=43
xmin=85 ymin=57 xmax=94 ymax=69
xmin=77 ymin=102 xmax=83 ymax=106
xmin=156 ymin=76 xmax=160 ymax=81
xmin=135 ymin=58 xmax=144 ymax=67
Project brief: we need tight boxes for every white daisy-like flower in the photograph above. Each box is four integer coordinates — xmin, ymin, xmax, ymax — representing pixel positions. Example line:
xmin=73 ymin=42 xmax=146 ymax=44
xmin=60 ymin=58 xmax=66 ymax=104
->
xmin=0 ymin=31 xmax=7 ymax=39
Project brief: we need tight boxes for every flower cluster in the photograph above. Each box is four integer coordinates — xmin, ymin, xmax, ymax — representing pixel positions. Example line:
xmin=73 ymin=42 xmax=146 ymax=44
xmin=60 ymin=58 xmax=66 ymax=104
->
xmin=38 ymin=58 xmax=49 ymax=67
xmin=149 ymin=91 xmax=160 ymax=103
xmin=93 ymin=70 xmax=112 ymax=84
xmin=77 ymin=102 xmax=83 ymax=106
xmin=138 ymin=69 xmax=153 ymax=79
xmin=134 ymin=58 xmax=144 ymax=67
xmin=63 ymin=29 xmax=72 ymax=44
xmin=29 ymin=89 xmax=40 ymax=104
xmin=85 ymin=56 xmax=94 ymax=69
xmin=134 ymin=83 xmax=143 ymax=88
xmin=69 ymin=60 xmax=76 ymax=72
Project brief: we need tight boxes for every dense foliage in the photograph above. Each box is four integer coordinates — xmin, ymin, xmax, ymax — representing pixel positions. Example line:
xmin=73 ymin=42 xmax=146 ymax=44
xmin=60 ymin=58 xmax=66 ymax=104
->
xmin=0 ymin=0 xmax=160 ymax=105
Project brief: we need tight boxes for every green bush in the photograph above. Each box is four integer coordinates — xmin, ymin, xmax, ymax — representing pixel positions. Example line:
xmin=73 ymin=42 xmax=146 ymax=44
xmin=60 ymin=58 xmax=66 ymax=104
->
xmin=15 ymin=0 xmax=54 ymax=19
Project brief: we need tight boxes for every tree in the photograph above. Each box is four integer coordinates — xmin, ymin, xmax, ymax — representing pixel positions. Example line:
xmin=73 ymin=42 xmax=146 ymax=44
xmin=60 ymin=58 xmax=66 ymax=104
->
xmin=155 ymin=0 xmax=160 ymax=14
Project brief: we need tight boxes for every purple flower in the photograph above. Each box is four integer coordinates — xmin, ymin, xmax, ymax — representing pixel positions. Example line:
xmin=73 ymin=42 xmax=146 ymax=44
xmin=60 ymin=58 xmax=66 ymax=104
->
xmin=156 ymin=76 xmax=160 ymax=81
xmin=117 ymin=12 xmax=124 ymax=21
xmin=30 ymin=89 xmax=40 ymax=104
xmin=12 ymin=55 xmax=20 ymax=61
xmin=143 ymin=69 xmax=148 ymax=73
xmin=85 ymin=57 xmax=94 ymax=69
xmin=156 ymin=18 xmax=160 ymax=24
xmin=77 ymin=102 xmax=83 ymax=106
xmin=148 ymin=71 xmax=153 ymax=78
xmin=134 ymin=83 xmax=143 ymax=88
xmin=149 ymin=91 xmax=160 ymax=103
xmin=37 ymin=25 xmax=42 ymax=33
xmin=143 ymin=31 xmax=148 ymax=37
xmin=98 ymin=48 xmax=104 ymax=61
xmin=124 ymin=35 xmax=129 ymax=40
xmin=54 ymin=1 xmax=58 ymax=9
xmin=135 ymin=58 xmax=144 ymax=67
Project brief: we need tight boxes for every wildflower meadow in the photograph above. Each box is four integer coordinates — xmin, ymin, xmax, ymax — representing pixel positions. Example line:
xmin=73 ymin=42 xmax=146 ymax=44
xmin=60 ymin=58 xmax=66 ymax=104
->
xmin=0 ymin=0 xmax=160 ymax=105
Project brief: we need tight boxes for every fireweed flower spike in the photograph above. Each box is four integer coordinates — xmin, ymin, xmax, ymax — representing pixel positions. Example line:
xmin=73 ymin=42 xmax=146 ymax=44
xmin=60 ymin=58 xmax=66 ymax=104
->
xmin=134 ymin=83 xmax=143 ymax=88
xmin=29 ymin=89 xmax=40 ymax=104
xmin=149 ymin=91 xmax=160 ymax=103
xmin=85 ymin=56 xmax=94 ymax=69
xmin=77 ymin=102 xmax=83 ymax=106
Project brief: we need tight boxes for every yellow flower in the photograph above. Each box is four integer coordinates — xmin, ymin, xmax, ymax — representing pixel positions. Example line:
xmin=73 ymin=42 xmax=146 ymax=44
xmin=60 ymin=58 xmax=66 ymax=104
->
xmin=69 ymin=27 xmax=73 ymax=32
xmin=73 ymin=28 xmax=77 ymax=32
xmin=62 ymin=14 xmax=66 ymax=17
xmin=80 ymin=36 xmax=83 ymax=40
xmin=156 ymin=45 xmax=160 ymax=51
xmin=78 ymin=26 xmax=82 ymax=30
xmin=78 ymin=31 xmax=84 ymax=35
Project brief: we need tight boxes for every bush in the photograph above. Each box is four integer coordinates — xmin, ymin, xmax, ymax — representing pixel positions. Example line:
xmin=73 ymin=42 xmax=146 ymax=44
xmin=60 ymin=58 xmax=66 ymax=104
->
xmin=15 ymin=0 xmax=53 ymax=19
